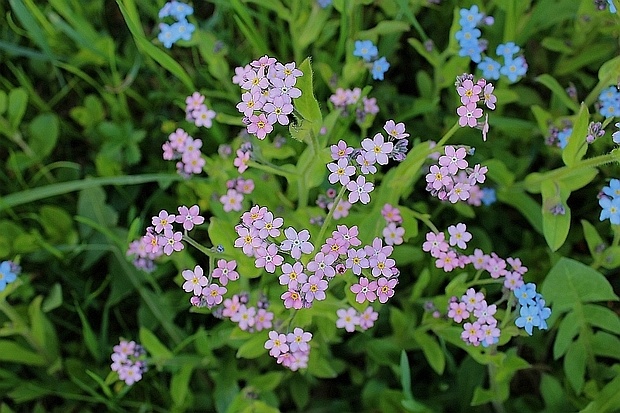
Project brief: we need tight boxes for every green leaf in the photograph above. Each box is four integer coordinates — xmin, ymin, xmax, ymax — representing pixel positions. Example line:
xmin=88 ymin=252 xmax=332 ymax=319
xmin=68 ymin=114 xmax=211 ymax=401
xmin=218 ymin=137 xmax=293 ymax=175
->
xmin=497 ymin=189 xmax=543 ymax=234
xmin=484 ymin=158 xmax=515 ymax=186
xmin=541 ymin=179 xmax=571 ymax=251
xmin=592 ymin=331 xmax=620 ymax=360
xmin=540 ymin=374 xmax=572 ymax=413
xmin=582 ymin=304 xmax=620 ymax=335
xmin=115 ymin=0 xmax=194 ymax=91
xmin=564 ymin=338 xmax=587 ymax=393
xmin=580 ymin=375 xmax=620 ymax=413
xmin=535 ymin=74 xmax=579 ymax=113
xmin=602 ymin=246 xmax=620 ymax=269
xmin=75 ymin=302 xmax=100 ymax=361
xmin=541 ymin=257 xmax=619 ymax=315
xmin=236 ymin=330 xmax=268 ymax=359
xmin=562 ymin=103 xmax=589 ymax=167
xmin=42 ymin=283 xmax=62 ymax=312
xmin=139 ymin=326 xmax=173 ymax=361
xmin=581 ymin=220 xmax=605 ymax=259
xmin=553 ymin=311 xmax=579 ymax=359
xmin=170 ymin=363 xmax=194 ymax=407
xmin=413 ymin=330 xmax=445 ymax=374
xmin=0 ymin=340 xmax=46 ymax=366
xmin=293 ymin=57 xmax=323 ymax=133
xmin=290 ymin=378 xmax=309 ymax=410
xmin=8 ymin=88 xmax=28 ymax=131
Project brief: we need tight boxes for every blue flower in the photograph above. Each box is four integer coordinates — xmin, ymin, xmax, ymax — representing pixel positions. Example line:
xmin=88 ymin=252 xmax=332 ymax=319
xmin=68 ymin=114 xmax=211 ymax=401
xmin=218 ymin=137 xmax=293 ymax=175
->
xmin=459 ymin=5 xmax=483 ymax=29
xmin=515 ymin=305 xmax=541 ymax=335
xmin=481 ymin=188 xmax=497 ymax=206
xmin=612 ymin=122 xmax=620 ymax=144
xmin=598 ymin=86 xmax=619 ymax=105
xmin=500 ymin=55 xmax=527 ymax=83
xmin=458 ymin=40 xmax=483 ymax=63
xmin=172 ymin=19 xmax=195 ymax=42
xmin=371 ymin=57 xmax=390 ymax=80
xmin=608 ymin=0 xmax=617 ymax=13
xmin=353 ymin=40 xmax=378 ymax=62
xmin=317 ymin=0 xmax=332 ymax=7
xmin=603 ymin=179 xmax=620 ymax=199
xmin=478 ymin=57 xmax=501 ymax=80
xmin=168 ymin=1 xmax=193 ymax=20
xmin=557 ymin=127 xmax=572 ymax=149
xmin=536 ymin=296 xmax=552 ymax=330
xmin=158 ymin=23 xmax=181 ymax=49
xmin=599 ymin=196 xmax=620 ymax=224
xmin=515 ymin=283 xmax=537 ymax=307
xmin=455 ymin=27 xmax=481 ymax=44
xmin=0 ymin=261 xmax=17 ymax=292
xmin=496 ymin=42 xmax=520 ymax=60
xmin=600 ymin=101 xmax=620 ymax=118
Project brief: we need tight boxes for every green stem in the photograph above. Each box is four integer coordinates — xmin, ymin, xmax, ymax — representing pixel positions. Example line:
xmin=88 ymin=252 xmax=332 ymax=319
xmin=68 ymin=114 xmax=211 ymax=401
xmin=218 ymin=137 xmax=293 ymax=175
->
xmin=247 ymin=160 xmax=297 ymax=179
xmin=316 ymin=184 xmax=348 ymax=246
xmin=500 ymin=294 xmax=515 ymax=329
xmin=0 ymin=299 xmax=47 ymax=359
xmin=435 ymin=121 xmax=460 ymax=149
xmin=410 ymin=210 xmax=439 ymax=233
xmin=487 ymin=354 xmax=507 ymax=413
xmin=465 ymin=278 xmax=503 ymax=288
xmin=512 ymin=149 xmax=620 ymax=191
xmin=182 ymin=235 xmax=225 ymax=260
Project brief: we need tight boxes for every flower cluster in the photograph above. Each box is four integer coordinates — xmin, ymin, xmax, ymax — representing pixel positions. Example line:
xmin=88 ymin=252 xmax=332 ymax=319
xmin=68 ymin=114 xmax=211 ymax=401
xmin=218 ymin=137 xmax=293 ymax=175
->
xmin=514 ymin=283 xmax=551 ymax=335
xmin=456 ymin=6 xmax=528 ymax=83
xmin=352 ymin=40 xmax=390 ymax=80
xmin=127 ymin=205 xmax=205 ymax=271
xmin=422 ymin=224 xmax=528 ymax=292
xmin=381 ymin=204 xmax=405 ymax=246
xmin=545 ymin=121 xmax=573 ymax=149
xmin=425 ymin=145 xmax=488 ymax=203
xmin=221 ymin=294 xmax=275 ymax=332
xmin=595 ymin=0 xmax=618 ymax=13
xmin=182 ymin=260 xmax=239 ymax=308
xmin=455 ymin=74 xmax=497 ymax=137
xmin=336 ymin=306 xmax=378 ymax=332
xmin=586 ymin=121 xmax=606 ymax=144
xmin=329 ymin=87 xmax=380 ymax=125
xmin=162 ymin=128 xmax=205 ymax=176
xmin=264 ymin=328 xmax=312 ymax=371
xmin=110 ymin=340 xmax=148 ymax=386
xmin=220 ymin=177 xmax=255 ymax=212
xmin=348 ymin=236 xmax=399 ymax=304
xmin=448 ymin=288 xmax=500 ymax=347
xmin=0 ymin=260 xmax=19 ymax=292
xmin=597 ymin=86 xmax=620 ymax=118
xmin=234 ymin=56 xmax=303 ymax=140
xmin=185 ymin=92 xmax=216 ymax=128
xmin=157 ymin=1 xmax=195 ymax=49
xmin=599 ymin=178 xmax=620 ymax=224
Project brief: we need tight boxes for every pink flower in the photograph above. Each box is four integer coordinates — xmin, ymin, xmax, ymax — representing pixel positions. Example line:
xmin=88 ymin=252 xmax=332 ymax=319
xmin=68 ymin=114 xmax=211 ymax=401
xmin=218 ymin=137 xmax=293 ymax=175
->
xmin=152 ymin=210 xmax=176 ymax=233
xmin=280 ymin=227 xmax=314 ymax=259
xmin=253 ymin=308 xmax=274 ymax=331
xmin=264 ymin=95 xmax=293 ymax=126
xmin=469 ymin=248 xmax=489 ymax=270
xmin=457 ymin=103 xmax=483 ymax=128
xmin=231 ymin=305 xmax=256 ymax=330
xmin=193 ymin=107 xmax=216 ymax=128
xmin=376 ymin=277 xmax=397 ymax=303
xmin=336 ymin=307 xmax=360 ymax=332
xmin=247 ymin=113 xmax=273 ymax=140
xmin=439 ymin=146 xmax=468 ymax=175
xmin=383 ymin=120 xmax=409 ymax=140
xmin=383 ymin=223 xmax=405 ymax=246
xmin=436 ymin=250 xmax=458 ymax=272
xmin=461 ymin=288 xmax=484 ymax=312
xmin=426 ymin=165 xmax=452 ymax=190
xmin=175 ymin=205 xmax=205 ymax=231
xmin=254 ymin=243 xmax=283 ymax=273
xmin=461 ymin=322 xmax=482 ymax=345
xmin=307 ymin=252 xmax=336 ymax=278
xmin=346 ymin=175 xmax=374 ymax=204
xmin=361 ymin=133 xmax=393 ymax=165
xmin=448 ymin=301 xmax=470 ymax=323
xmin=212 ymin=259 xmax=239 ymax=286
xmin=370 ymin=252 xmax=396 ymax=278
xmin=381 ymin=204 xmax=402 ymax=223
xmin=237 ymin=91 xmax=262 ymax=117
xmin=327 ymin=158 xmax=356 ymax=185
xmin=264 ymin=330 xmax=289 ymax=357
xmin=287 ymin=327 xmax=312 ymax=352
xmin=220 ymin=189 xmax=244 ymax=212
xmin=168 ymin=128 xmax=189 ymax=150
xmin=504 ymin=271 xmax=523 ymax=290
xmin=185 ymin=92 xmax=205 ymax=111
xmin=358 ymin=306 xmax=378 ymax=330
xmin=330 ymin=140 xmax=353 ymax=160
xmin=202 ymin=283 xmax=227 ymax=306
xmin=345 ymin=248 xmax=369 ymax=275
xmin=301 ymin=274 xmax=329 ymax=302
xmin=254 ymin=211 xmax=283 ymax=238
xmin=182 ymin=265 xmax=208 ymax=295
xmin=473 ymin=300 xmax=497 ymax=325
xmin=329 ymin=199 xmax=352 ymax=219
xmin=480 ymin=324 xmax=501 ymax=346
xmin=468 ymin=164 xmax=488 ymax=184
xmin=281 ymin=289 xmax=303 ymax=309
xmin=485 ymin=254 xmax=507 ymax=278
xmin=483 ymin=83 xmax=497 ymax=110
xmin=350 ymin=277 xmax=378 ymax=303
xmin=457 ymin=79 xmax=482 ymax=105
xmin=422 ymin=232 xmax=449 ymax=258
xmin=448 ymin=223 xmax=472 ymax=249
xmin=234 ymin=225 xmax=262 ymax=256
xmin=234 ymin=150 xmax=250 ymax=173
xmin=158 ymin=230 xmax=184 ymax=255
xmin=333 ymin=225 xmax=361 ymax=248
xmin=222 ymin=295 xmax=241 ymax=318
xmin=279 ymin=261 xmax=307 ymax=289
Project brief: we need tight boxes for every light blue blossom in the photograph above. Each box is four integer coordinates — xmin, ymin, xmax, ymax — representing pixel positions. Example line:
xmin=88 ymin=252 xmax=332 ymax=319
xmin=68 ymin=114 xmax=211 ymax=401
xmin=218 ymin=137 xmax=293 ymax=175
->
xmin=371 ymin=57 xmax=390 ymax=80
xmin=168 ymin=1 xmax=194 ymax=20
xmin=353 ymin=40 xmax=378 ymax=62
xmin=496 ymin=42 xmax=520 ymax=60
xmin=480 ymin=188 xmax=496 ymax=206
xmin=458 ymin=40 xmax=483 ymax=63
xmin=603 ymin=179 xmax=620 ymax=199
xmin=599 ymin=196 xmax=620 ymax=225
xmin=557 ymin=127 xmax=572 ymax=149
xmin=459 ymin=5 xmax=483 ymax=29
xmin=612 ymin=122 xmax=620 ymax=144
xmin=500 ymin=55 xmax=528 ymax=83
xmin=515 ymin=283 xmax=537 ymax=307
xmin=515 ymin=305 xmax=541 ymax=335
xmin=478 ymin=57 xmax=501 ymax=80
xmin=0 ymin=261 xmax=17 ymax=292
xmin=455 ymin=27 xmax=481 ymax=44
xmin=608 ymin=0 xmax=617 ymax=13
xmin=317 ymin=0 xmax=332 ymax=8
xmin=514 ymin=283 xmax=551 ymax=335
